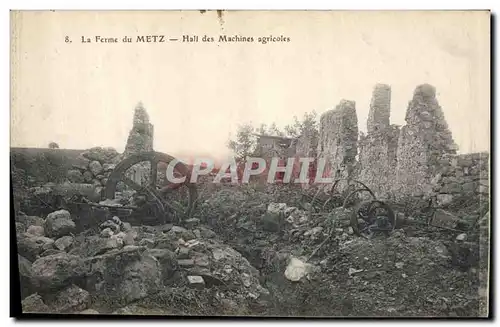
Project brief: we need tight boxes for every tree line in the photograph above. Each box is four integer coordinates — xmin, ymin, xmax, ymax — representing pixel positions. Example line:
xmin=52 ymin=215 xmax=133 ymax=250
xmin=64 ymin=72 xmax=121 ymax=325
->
xmin=227 ymin=111 xmax=319 ymax=161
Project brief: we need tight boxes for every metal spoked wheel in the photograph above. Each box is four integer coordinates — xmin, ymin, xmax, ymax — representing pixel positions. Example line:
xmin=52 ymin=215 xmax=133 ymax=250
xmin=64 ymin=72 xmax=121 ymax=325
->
xmin=104 ymin=151 xmax=198 ymax=224
xmin=350 ymin=200 xmax=396 ymax=239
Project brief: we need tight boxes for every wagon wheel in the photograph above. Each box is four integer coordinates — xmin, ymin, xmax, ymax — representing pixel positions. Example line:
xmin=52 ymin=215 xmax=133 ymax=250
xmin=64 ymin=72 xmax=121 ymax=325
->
xmin=104 ymin=151 xmax=198 ymax=224
xmin=350 ymin=200 xmax=396 ymax=239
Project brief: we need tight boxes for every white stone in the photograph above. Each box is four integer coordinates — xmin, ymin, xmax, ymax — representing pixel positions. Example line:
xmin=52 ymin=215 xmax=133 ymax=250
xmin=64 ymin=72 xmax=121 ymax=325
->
xmin=437 ymin=194 xmax=454 ymax=206
xmin=285 ymin=257 xmax=314 ymax=282
xmin=100 ymin=228 xmax=114 ymax=238
xmin=267 ymin=203 xmax=287 ymax=215
xmin=348 ymin=267 xmax=364 ymax=276
xmin=27 ymin=225 xmax=45 ymax=237
xmin=187 ymin=275 xmax=205 ymax=289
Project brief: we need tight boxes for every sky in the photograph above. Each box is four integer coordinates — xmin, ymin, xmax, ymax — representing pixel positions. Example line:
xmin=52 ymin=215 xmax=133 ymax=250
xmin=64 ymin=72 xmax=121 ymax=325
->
xmin=10 ymin=10 xmax=490 ymax=161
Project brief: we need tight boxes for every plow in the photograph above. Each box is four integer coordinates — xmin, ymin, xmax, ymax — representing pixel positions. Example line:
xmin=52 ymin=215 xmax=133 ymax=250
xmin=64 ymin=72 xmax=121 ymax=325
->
xmin=21 ymin=151 xmax=198 ymax=226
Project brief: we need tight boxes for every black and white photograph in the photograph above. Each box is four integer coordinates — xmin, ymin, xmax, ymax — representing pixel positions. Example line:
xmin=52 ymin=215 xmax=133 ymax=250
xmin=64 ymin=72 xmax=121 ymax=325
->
xmin=9 ymin=10 xmax=491 ymax=318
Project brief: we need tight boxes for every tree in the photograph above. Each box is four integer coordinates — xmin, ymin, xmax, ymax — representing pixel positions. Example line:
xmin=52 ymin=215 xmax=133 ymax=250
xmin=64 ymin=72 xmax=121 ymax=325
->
xmin=267 ymin=122 xmax=285 ymax=137
xmin=284 ymin=111 xmax=318 ymax=139
xmin=48 ymin=142 xmax=59 ymax=149
xmin=227 ymin=123 xmax=257 ymax=161
xmin=227 ymin=111 xmax=320 ymax=160
xmin=257 ymin=123 xmax=268 ymax=135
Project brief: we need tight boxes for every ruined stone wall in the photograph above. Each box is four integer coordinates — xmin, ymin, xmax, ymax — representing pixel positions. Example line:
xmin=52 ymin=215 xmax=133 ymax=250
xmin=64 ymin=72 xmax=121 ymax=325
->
xmin=124 ymin=102 xmax=154 ymax=157
xmin=393 ymin=84 xmax=458 ymax=198
xmin=123 ymin=102 xmax=155 ymax=185
xmin=358 ymin=84 xmax=400 ymax=198
xmin=317 ymin=100 xmax=358 ymax=191
xmin=431 ymin=152 xmax=489 ymax=206
xmin=317 ymin=83 xmax=489 ymax=206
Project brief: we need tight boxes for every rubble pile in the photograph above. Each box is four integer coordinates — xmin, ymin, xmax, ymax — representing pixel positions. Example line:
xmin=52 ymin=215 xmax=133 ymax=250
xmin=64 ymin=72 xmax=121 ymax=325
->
xmin=16 ymin=208 xmax=270 ymax=315
xmin=198 ymin=185 xmax=485 ymax=317
xmin=12 ymin=84 xmax=490 ymax=317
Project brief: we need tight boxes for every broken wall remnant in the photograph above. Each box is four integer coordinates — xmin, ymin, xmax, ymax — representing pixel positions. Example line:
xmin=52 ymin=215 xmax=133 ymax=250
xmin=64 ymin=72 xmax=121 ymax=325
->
xmin=367 ymin=84 xmax=391 ymax=134
xmin=311 ymin=82 xmax=488 ymax=205
xmin=358 ymin=84 xmax=400 ymax=198
xmin=124 ymin=102 xmax=155 ymax=157
xmin=431 ymin=152 xmax=489 ymax=206
xmin=317 ymin=100 xmax=358 ymax=191
xmin=394 ymin=84 xmax=458 ymax=198
xmin=123 ymin=102 xmax=155 ymax=185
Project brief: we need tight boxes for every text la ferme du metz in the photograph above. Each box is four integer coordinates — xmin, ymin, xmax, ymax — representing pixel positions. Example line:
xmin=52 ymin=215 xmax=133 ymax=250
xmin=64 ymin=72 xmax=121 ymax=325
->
xmin=74 ymin=34 xmax=291 ymax=45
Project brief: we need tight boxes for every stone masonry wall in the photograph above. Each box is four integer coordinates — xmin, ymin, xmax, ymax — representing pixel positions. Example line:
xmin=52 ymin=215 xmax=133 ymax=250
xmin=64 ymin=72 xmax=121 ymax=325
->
xmin=317 ymin=100 xmax=358 ymax=192
xmin=431 ymin=152 xmax=489 ymax=206
xmin=124 ymin=102 xmax=154 ymax=157
xmin=123 ymin=102 xmax=155 ymax=185
xmin=358 ymin=84 xmax=400 ymax=198
xmin=314 ymin=83 xmax=489 ymax=207
xmin=393 ymin=84 xmax=458 ymax=198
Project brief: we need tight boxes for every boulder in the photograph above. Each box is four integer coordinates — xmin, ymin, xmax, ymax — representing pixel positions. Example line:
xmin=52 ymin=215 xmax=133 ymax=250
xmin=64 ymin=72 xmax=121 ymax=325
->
xmin=16 ymin=222 xmax=26 ymax=234
xmin=82 ymin=171 xmax=94 ymax=183
xmin=54 ymin=236 xmax=74 ymax=252
xmin=267 ymin=203 xmax=287 ymax=215
xmin=31 ymin=253 xmax=85 ymax=291
xmin=82 ymin=246 xmax=162 ymax=307
xmin=436 ymin=194 xmax=453 ymax=206
xmin=18 ymin=255 xmax=34 ymax=299
xmin=50 ymin=284 xmax=90 ymax=313
xmin=187 ymin=275 xmax=205 ymax=289
xmin=284 ymin=257 xmax=315 ymax=282
xmin=17 ymin=233 xmax=55 ymax=261
xmin=103 ymin=163 xmax=116 ymax=172
xmin=44 ymin=210 xmax=76 ymax=238
xmin=100 ymin=227 xmax=114 ymax=238
xmin=147 ymin=248 xmax=178 ymax=281
xmin=72 ymin=155 xmax=90 ymax=171
xmin=27 ymin=225 xmax=45 ymax=237
xmin=198 ymin=226 xmax=216 ymax=239
xmin=261 ymin=213 xmax=282 ymax=232
xmin=122 ymin=231 xmax=136 ymax=246
xmin=89 ymin=161 xmax=103 ymax=176
xmin=69 ymin=235 xmax=123 ymax=257
xmin=67 ymin=169 xmax=84 ymax=183
xmin=121 ymin=222 xmax=132 ymax=232
xmin=22 ymin=293 xmax=50 ymax=313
